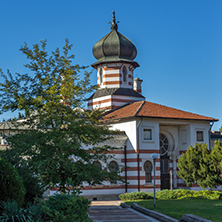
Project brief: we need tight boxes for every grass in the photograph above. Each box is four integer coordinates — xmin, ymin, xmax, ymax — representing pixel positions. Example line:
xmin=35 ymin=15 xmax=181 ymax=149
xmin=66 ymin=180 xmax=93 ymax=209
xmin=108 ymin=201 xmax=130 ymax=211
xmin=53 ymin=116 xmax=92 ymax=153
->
xmin=125 ymin=199 xmax=222 ymax=221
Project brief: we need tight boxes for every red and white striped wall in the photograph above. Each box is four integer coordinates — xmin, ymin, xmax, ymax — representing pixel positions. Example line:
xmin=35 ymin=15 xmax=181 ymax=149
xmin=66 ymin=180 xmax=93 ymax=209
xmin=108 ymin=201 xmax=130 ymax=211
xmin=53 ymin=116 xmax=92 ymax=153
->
xmin=97 ymin=63 xmax=134 ymax=89
xmin=87 ymin=95 xmax=144 ymax=110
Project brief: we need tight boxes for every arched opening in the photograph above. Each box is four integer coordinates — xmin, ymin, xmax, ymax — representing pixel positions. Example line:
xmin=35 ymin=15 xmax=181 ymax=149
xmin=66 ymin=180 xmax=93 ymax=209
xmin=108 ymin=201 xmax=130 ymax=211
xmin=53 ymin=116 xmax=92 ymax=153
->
xmin=144 ymin=160 xmax=152 ymax=183
xmin=93 ymin=161 xmax=102 ymax=170
xmin=160 ymin=133 xmax=169 ymax=156
xmin=122 ymin=66 xmax=127 ymax=82
xmin=108 ymin=161 xmax=118 ymax=184
xmin=159 ymin=133 xmax=170 ymax=189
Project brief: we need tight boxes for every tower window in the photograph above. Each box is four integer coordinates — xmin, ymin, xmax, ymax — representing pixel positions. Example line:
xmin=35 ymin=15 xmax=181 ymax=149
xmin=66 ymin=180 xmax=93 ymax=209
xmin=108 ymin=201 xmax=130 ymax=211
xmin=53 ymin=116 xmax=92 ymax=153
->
xmin=122 ymin=66 xmax=127 ymax=82
xmin=99 ymin=68 xmax=103 ymax=85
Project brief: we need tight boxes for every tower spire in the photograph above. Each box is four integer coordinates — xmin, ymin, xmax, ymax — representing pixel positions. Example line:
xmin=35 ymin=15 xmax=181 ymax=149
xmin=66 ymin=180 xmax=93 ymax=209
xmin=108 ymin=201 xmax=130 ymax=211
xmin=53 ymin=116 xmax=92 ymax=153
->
xmin=111 ymin=10 xmax=118 ymax=31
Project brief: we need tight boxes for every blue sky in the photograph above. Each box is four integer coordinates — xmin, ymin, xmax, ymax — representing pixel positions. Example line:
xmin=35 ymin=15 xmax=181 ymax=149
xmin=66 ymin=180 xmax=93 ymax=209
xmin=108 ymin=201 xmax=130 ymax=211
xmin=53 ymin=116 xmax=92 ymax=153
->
xmin=0 ymin=0 xmax=221 ymax=130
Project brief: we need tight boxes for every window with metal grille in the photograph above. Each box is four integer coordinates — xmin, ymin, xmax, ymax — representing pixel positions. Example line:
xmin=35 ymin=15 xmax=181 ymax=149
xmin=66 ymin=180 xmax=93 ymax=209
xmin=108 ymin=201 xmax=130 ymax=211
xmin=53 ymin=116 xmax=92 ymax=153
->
xmin=144 ymin=161 xmax=152 ymax=183
xmin=108 ymin=161 xmax=118 ymax=184
xmin=143 ymin=128 xmax=152 ymax=140
xmin=197 ymin=131 xmax=204 ymax=142
xmin=159 ymin=133 xmax=169 ymax=156
xmin=93 ymin=161 xmax=102 ymax=170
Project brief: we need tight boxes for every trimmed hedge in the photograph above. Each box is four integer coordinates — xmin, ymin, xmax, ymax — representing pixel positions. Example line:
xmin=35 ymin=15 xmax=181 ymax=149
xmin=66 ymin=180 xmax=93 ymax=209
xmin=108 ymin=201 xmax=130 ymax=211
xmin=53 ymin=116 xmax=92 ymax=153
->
xmin=0 ymin=158 xmax=25 ymax=207
xmin=119 ymin=191 xmax=153 ymax=201
xmin=152 ymin=189 xmax=222 ymax=200
xmin=119 ymin=189 xmax=222 ymax=201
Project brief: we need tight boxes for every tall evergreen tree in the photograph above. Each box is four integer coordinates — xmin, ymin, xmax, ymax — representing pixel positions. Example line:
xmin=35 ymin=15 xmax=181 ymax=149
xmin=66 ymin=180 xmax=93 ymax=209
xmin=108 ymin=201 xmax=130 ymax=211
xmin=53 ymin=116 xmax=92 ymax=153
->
xmin=178 ymin=142 xmax=222 ymax=189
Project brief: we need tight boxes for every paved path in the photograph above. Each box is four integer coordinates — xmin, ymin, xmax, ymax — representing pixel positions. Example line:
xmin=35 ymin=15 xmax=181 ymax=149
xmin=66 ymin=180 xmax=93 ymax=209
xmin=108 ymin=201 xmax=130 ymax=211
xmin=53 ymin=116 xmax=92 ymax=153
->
xmin=89 ymin=201 xmax=160 ymax=222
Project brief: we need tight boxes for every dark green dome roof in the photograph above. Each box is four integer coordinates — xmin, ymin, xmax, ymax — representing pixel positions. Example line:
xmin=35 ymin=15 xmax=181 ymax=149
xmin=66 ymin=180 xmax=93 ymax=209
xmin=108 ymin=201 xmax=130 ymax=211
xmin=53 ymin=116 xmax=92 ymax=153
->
xmin=92 ymin=11 xmax=139 ymax=68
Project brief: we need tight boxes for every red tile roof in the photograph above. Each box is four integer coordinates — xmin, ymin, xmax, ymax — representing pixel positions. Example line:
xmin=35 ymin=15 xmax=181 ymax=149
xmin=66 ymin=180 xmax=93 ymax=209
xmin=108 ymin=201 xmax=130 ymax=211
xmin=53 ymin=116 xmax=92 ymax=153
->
xmin=101 ymin=101 xmax=218 ymax=122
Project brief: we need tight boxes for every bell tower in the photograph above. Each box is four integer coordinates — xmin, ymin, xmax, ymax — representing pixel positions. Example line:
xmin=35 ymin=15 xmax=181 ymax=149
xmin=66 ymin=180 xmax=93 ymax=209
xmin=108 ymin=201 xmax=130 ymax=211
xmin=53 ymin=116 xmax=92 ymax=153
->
xmin=87 ymin=11 xmax=145 ymax=110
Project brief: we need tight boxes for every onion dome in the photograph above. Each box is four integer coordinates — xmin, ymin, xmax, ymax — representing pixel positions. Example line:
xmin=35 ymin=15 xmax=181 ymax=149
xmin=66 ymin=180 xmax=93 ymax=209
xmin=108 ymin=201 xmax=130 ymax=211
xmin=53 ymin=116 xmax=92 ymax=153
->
xmin=92 ymin=11 xmax=139 ymax=68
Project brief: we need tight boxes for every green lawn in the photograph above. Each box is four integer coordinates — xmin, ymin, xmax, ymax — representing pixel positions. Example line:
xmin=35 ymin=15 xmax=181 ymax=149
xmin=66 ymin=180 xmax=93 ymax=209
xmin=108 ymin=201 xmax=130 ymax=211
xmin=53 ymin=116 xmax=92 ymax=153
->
xmin=125 ymin=199 xmax=222 ymax=221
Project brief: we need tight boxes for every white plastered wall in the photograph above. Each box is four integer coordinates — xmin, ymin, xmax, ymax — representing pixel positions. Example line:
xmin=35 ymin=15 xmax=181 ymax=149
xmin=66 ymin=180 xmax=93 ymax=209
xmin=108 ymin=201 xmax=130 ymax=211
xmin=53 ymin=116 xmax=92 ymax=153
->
xmin=189 ymin=122 xmax=210 ymax=147
xmin=111 ymin=120 xmax=137 ymax=151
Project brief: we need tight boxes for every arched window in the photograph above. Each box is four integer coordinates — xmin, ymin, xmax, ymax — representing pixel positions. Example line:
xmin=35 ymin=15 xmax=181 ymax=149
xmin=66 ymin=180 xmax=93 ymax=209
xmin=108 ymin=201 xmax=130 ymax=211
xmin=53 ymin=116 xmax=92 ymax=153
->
xmin=99 ymin=68 xmax=103 ymax=85
xmin=122 ymin=66 xmax=127 ymax=82
xmin=144 ymin=161 xmax=153 ymax=183
xmin=93 ymin=161 xmax=102 ymax=170
xmin=159 ymin=133 xmax=169 ymax=156
xmin=108 ymin=161 xmax=118 ymax=184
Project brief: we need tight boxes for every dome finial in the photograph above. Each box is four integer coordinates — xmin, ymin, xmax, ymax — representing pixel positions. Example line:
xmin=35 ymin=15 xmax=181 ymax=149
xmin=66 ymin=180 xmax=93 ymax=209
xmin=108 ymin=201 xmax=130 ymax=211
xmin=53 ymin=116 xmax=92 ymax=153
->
xmin=111 ymin=10 xmax=118 ymax=31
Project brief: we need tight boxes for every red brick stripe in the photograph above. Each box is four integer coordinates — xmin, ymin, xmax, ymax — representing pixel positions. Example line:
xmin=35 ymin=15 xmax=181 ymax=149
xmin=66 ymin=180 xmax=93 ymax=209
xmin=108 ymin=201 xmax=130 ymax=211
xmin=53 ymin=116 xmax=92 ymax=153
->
xmin=103 ymin=74 xmax=122 ymax=78
xmin=51 ymin=184 xmax=161 ymax=191
xmin=140 ymin=150 xmax=160 ymax=154
xmin=122 ymin=176 xmax=146 ymax=180
xmin=103 ymin=81 xmax=122 ymax=85
xmin=121 ymin=158 xmax=141 ymax=163
xmin=122 ymin=167 xmax=142 ymax=171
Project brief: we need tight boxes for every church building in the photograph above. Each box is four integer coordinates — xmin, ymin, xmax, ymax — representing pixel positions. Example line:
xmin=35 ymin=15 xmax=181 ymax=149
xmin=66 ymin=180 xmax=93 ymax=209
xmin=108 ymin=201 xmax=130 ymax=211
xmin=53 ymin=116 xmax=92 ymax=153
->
xmin=80 ymin=11 xmax=218 ymax=200
xmin=0 ymin=11 xmax=218 ymax=201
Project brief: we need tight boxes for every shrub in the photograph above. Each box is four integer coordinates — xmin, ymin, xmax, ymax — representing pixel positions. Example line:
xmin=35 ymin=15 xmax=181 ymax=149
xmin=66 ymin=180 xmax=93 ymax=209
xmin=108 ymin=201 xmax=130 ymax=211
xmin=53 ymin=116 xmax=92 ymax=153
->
xmin=0 ymin=151 xmax=45 ymax=204
xmin=0 ymin=158 xmax=25 ymax=206
xmin=18 ymin=166 xmax=45 ymax=204
xmin=191 ymin=190 xmax=221 ymax=199
xmin=25 ymin=203 xmax=44 ymax=221
xmin=151 ymin=189 xmax=222 ymax=200
xmin=41 ymin=193 xmax=91 ymax=222
xmin=0 ymin=200 xmax=24 ymax=221
xmin=119 ymin=189 xmax=222 ymax=201
xmin=119 ymin=191 xmax=153 ymax=201
xmin=152 ymin=189 xmax=194 ymax=199
xmin=0 ymin=200 xmax=43 ymax=221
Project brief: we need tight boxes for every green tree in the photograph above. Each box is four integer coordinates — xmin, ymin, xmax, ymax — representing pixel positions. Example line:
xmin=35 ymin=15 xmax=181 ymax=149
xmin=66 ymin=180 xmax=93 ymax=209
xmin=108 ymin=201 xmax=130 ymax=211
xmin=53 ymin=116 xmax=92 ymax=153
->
xmin=0 ymin=39 xmax=121 ymax=193
xmin=177 ymin=142 xmax=222 ymax=189
xmin=0 ymin=158 xmax=26 ymax=206
xmin=0 ymin=148 xmax=44 ymax=204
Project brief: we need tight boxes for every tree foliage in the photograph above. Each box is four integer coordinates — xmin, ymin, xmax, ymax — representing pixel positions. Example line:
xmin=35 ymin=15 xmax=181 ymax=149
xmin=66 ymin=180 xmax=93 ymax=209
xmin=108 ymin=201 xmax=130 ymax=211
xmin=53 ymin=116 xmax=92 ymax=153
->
xmin=0 ymin=158 xmax=26 ymax=206
xmin=41 ymin=193 xmax=91 ymax=222
xmin=177 ymin=142 xmax=222 ymax=189
xmin=0 ymin=148 xmax=45 ymax=204
xmin=0 ymin=39 xmax=121 ymax=192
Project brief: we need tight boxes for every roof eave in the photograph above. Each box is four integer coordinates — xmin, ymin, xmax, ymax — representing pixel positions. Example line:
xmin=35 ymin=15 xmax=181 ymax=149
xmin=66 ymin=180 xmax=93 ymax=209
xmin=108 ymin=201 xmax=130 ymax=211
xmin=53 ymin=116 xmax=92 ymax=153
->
xmin=101 ymin=115 xmax=218 ymax=123
xmin=91 ymin=59 xmax=139 ymax=69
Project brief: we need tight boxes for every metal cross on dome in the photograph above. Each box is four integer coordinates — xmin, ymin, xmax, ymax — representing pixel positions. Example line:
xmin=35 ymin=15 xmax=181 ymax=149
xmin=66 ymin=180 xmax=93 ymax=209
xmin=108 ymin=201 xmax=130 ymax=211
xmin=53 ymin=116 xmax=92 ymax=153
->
xmin=110 ymin=10 xmax=119 ymax=31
